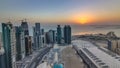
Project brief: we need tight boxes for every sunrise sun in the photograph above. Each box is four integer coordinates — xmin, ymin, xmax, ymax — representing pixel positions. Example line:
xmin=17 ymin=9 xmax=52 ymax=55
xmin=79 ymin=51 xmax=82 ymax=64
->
xmin=72 ymin=13 xmax=94 ymax=25
xmin=79 ymin=18 xmax=88 ymax=24
xmin=75 ymin=17 xmax=88 ymax=25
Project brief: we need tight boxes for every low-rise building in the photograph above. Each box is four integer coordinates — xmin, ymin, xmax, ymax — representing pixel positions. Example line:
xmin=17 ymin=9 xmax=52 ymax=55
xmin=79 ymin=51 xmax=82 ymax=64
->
xmin=108 ymin=40 xmax=120 ymax=55
xmin=73 ymin=40 xmax=120 ymax=68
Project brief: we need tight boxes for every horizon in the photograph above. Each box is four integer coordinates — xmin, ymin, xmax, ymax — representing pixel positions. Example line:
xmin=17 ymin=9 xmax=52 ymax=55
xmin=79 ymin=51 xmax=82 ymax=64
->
xmin=1 ymin=22 xmax=120 ymax=37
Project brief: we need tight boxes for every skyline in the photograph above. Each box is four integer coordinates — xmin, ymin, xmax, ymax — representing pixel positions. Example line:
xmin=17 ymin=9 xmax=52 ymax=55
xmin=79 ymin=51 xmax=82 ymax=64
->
xmin=0 ymin=0 xmax=120 ymax=25
xmin=1 ymin=1 xmax=120 ymax=68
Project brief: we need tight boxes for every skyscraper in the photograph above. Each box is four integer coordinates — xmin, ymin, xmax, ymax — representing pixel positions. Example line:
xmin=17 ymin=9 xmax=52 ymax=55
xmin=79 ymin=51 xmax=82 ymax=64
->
xmin=64 ymin=25 xmax=71 ymax=44
xmin=0 ymin=33 xmax=2 ymax=49
xmin=57 ymin=25 xmax=62 ymax=44
xmin=49 ymin=30 xmax=56 ymax=44
xmin=0 ymin=32 xmax=6 ymax=68
xmin=15 ymin=26 xmax=21 ymax=61
xmin=2 ymin=22 xmax=16 ymax=68
xmin=45 ymin=32 xmax=50 ymax=44
xmin=0 ymin=48 xmax=5 ymax=68
xmin=20 ymin=29 xmax=26 ymax=59
xmin=46 ymin=30 xmax=56 ymax=44
xmin=28 ymin=36 xmax=32 ymax=54
xmin=15 ymin=26 xmax=25 ymax=61
xmin=10 ymin=26 xmax=17 ymax=68
xmin=41 ymin=29 xmax=44 ymax=35
xmin=33 ymin=23 xmax=41 ymax=50
xmin=41 ymin=29 xmax=45 ymax=47
xmin=21 ymin=21 xmax=30 ymax=56
xmin=21 ymin=21 xmax=29 ymax=35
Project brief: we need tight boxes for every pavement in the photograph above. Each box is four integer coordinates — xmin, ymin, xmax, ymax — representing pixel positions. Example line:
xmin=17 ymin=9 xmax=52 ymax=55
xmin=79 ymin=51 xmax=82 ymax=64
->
xmin=61 ymin=46 xmax=85 ymax=68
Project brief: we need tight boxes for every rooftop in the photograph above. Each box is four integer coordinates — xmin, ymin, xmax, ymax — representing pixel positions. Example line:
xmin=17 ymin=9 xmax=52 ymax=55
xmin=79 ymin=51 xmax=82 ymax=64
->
xmin=82 ymin=47 xmax=120 ymax=68
xmin=73 ymin=40 xmax=120 ymax=68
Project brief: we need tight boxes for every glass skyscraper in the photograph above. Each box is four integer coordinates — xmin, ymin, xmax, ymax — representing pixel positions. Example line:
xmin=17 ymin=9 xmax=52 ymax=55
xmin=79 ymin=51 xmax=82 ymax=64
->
xmin=2 ymin=22 xmax=16 ymax=68
xmin=21 ymin=21 xmax=30 ymax=56
xmin=15 ymin=26 xmax=26 ymax=61
xmin=33 ymin=23 xmax=41 ymax=50
xmin=0 ymin=32 xmax=5 ymax=68
xmin=57 ymin=25 xmax=62 ymax=44
xmin=64 ymin=25 xmax=71 ymax=44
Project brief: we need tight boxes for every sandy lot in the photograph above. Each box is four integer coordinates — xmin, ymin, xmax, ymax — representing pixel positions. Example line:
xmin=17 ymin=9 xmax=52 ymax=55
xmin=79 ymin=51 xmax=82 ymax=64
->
xmin=61 ymin=46 xmax=84 ymax=68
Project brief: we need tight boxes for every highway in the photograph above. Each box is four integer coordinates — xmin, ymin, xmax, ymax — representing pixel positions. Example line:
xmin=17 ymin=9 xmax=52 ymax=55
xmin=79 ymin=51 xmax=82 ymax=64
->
xmin=26 ymin=47 xmax=52 ymax=68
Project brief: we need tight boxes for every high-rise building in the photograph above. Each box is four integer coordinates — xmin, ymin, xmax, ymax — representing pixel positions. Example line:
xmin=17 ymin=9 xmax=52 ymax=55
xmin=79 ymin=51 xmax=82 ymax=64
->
xmin=33 ymin=23 xmax=41 ymax=50
xmin=41 ymin=29 xmax=44 ymax=35
xmin=28 ymin=36 xmax=32 ymax=54
xmin=0 ymin=32 xmax=2 ymax=49
xmin=0 ymin=49 xmax=5 ymax=68
xmin=45 ymin=32 xmax=50 ymax=44
xmin=15 ymin=26 xmax=21 ymax=61
xmin=10 ymin=26 xmax=17 ymax=68
xmin=0 ymin=32 xmax=6 ymax=68
xmin=21 ymin=21 xmax=29 ymax=35
xmin=0 ymin=32 xmax=2 ymax=48
xmin=15 ymin=26 xmax=25 ymax=61
xmin=49 ymin=30 xmax=56 ymax=44
xmin=45 ymin=30 xmax=56 ymax=44
xmin=41 ymin=29 xmax=45 ymax=47
xmin=33 ymin=27 xmax=36 ymax=49
xmin=57 ymin=25 xmax=62 ymax=44
xmin=20 ymin=29 xmax=26 ymax=59
xmin=21 ymin=21 xmax=30 ymax=56
xmin=0 ymin=47 xmax=5 ymax=68
xmin=53 ymin=30 xmax=56 ymax=43
xmin=2 ymin=22 xmax=16 ymax=68
xmin=64 ymin=25 xmax=71 ymax=44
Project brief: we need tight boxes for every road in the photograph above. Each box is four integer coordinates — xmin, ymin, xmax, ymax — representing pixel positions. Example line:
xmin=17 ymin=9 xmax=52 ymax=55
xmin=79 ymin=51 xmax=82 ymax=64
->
xmin=27 ymin=47 xmax=52 ymax=68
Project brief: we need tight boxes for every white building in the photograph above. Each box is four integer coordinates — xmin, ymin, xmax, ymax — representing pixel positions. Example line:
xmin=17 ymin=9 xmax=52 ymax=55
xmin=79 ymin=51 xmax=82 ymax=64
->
xmin=11 ymin=27 xmax=17 ymax=68
xmin=20 ymin=30 xmax=26 ymax=59
xmin=0 ymin=32 xmax=4 ymax=55
xmin=109 ymin=40 xmax=120 ymax=55
xmin=73 ymin=40 xmax=120 ymax=68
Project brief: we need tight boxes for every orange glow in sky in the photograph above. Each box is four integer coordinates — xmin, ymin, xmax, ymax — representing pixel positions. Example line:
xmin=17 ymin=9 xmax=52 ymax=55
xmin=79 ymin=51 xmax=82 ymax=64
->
xmin=72 ymin=14 xmax=94 ymax=25
xmin=76 ymin=17 xmax=88 ymax=24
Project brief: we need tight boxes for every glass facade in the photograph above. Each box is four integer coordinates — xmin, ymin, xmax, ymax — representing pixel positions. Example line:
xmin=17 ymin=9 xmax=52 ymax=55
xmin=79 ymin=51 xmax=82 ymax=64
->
xmin=64 ymin=25 xmax=71 ymax=44
xmin=2 ymin=23 xmax=12 ymax=68
xmin=57 ymin=25 xmax=62 ymax=44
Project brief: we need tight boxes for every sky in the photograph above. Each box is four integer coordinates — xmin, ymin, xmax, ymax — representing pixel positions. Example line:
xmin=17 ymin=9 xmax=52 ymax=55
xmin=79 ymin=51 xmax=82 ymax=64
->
xmin=0 ymin=0 xmax=120 ymax=25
